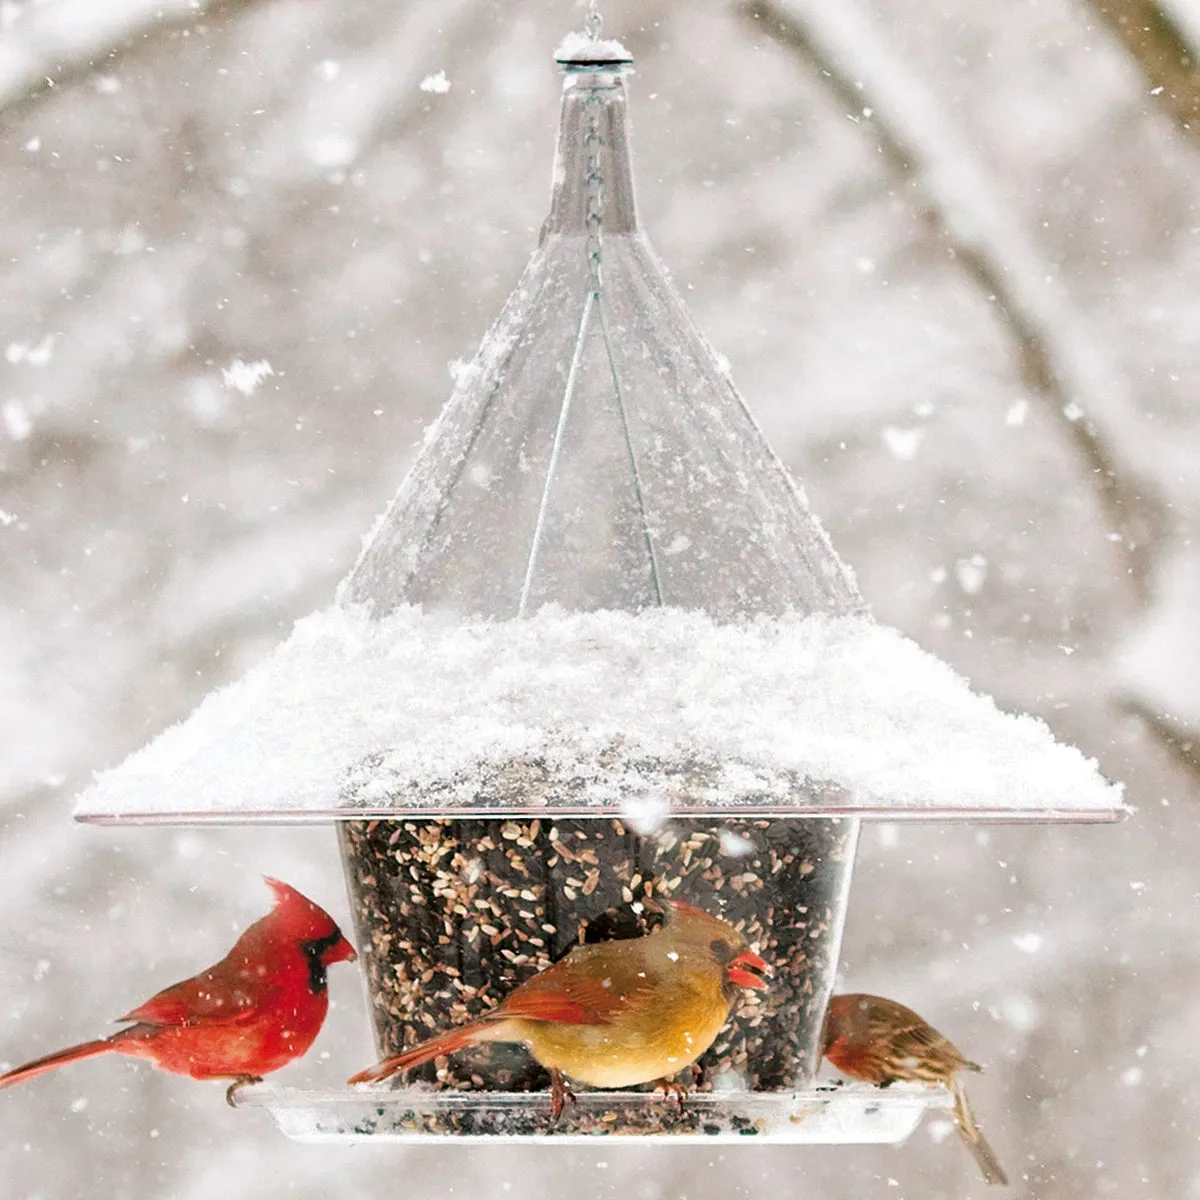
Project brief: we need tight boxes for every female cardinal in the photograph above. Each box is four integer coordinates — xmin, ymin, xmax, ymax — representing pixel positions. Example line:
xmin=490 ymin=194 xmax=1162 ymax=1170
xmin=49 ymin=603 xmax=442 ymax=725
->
xmin=822 ymin=993 xmax=1009 ymax=1187
xmin=348 ymin=899 xmax=769 ymax=1117
xmin=0 ymin=877 xmax=356 ymax=1105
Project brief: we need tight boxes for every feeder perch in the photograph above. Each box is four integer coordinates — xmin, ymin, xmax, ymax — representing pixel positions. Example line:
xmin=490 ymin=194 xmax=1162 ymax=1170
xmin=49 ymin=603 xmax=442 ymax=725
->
xmin=75 ymin=28 xmax=1123 ymax=1146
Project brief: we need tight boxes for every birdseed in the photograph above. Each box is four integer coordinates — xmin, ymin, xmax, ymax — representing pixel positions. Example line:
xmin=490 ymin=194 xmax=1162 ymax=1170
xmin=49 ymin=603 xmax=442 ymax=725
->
xmin=340 ymin=815 xmax=855 ymax=1133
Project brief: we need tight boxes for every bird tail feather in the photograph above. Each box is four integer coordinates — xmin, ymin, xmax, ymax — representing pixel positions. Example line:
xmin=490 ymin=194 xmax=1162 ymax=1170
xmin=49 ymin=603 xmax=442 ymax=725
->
xmin=0 ymin=1036 xmax=120 ymax=1089
xmin=347 ymin=1019 xmax=502 ymax=1086
xmin=951 ymin=1075 xmax=1009 ymax=1186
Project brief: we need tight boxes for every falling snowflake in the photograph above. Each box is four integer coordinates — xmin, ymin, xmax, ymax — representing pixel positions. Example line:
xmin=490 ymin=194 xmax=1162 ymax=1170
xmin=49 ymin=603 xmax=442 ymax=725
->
xmin=420 ymin=71 xmax=451 ymax=94
xmin=882 ymin=425 xmax=924 ymax=460
xmin=6 ymin=334 xmax=53 ymax=365
xmin=1005 ymin=398 xmax=1028 ymax=427
xmin=954 ymin=554 xmax=988 ymax=595
xmin=221 ymin=359 xmax=274 ymax=395
xmin=3 ymin=400 xmax=33 ymax=440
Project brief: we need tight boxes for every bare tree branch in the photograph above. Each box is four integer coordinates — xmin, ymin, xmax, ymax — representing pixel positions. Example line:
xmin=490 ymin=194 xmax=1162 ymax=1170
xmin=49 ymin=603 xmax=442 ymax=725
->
xmin=0 ymin=0 xmax=264 ymax=120
xmin=1124 ymin=697 xmax=1200 ymax=773
xmin=742 ymin=0 xmax=1165 ymax=598
xmin=1086 ymin=0 xmax=1200 ymax=133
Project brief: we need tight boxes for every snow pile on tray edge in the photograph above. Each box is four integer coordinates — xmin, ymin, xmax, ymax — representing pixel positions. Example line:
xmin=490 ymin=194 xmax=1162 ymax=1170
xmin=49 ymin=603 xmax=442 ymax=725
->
xmin=76 ymin=605 xmax=1124 ymax=817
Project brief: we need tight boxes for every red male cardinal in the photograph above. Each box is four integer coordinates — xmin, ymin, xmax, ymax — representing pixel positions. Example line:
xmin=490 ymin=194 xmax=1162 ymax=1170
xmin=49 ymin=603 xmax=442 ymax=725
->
xmin=0 ymin=877 xmax=356 ymax=1105
xmin=349 ymin=899 xmax=770 ymax=1117
xmin=822 ymin=993 xmax=1009 ymax=1187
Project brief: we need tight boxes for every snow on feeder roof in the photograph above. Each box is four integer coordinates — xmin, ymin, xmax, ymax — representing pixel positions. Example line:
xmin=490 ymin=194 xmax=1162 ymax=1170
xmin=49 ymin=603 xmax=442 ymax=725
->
xmin=75 ymin=604 xmax=1122 ymax=824
xmin=72 ymin=37 xmax=1123 ymax=828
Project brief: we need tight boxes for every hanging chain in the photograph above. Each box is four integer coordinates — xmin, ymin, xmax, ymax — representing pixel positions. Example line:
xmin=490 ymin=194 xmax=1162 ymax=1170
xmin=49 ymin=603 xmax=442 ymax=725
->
xmin=580 ymin=0 xmax=606 ymax=292
xmin=583 ymin=92 xmax=604 ymax=294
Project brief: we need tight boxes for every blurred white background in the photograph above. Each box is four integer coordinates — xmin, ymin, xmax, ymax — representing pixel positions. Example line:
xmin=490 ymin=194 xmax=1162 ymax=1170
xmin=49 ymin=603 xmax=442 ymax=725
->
xmin=3 ymin=0 xmax=1200 ymax=1196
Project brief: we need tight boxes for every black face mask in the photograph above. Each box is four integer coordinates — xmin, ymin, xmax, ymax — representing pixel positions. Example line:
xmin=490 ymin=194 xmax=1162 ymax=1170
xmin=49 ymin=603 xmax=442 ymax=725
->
xmin=299 ymin=928 xmax=345 ymax=994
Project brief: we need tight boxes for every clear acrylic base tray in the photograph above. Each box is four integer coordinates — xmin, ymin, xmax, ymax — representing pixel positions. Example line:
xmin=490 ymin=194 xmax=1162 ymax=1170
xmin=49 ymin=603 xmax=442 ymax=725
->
xmin=234 ymin=1081 xmax=953 ymax=1145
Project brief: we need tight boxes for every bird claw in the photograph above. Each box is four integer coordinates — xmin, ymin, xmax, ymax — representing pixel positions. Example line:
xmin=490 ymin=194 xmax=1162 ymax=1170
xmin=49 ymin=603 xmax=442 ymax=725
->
xmin=654 ymin=1078 xmax=689 ymax=1112
xmin=225 ymin=1075 xmax=263 ymax=1107
xmin=549 ymin=1068 xmax=578 ymax=1123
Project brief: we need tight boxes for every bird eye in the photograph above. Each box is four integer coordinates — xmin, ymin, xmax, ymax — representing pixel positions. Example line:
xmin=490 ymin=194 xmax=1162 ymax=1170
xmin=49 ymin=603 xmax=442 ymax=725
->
xmin=709 ymin=937 xmax=734 ymax=963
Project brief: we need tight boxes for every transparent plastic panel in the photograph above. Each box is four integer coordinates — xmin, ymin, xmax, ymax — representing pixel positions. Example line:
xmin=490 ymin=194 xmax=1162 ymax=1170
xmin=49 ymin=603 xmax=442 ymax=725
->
xmin=336 ymin=816 xmax=858 ymax=1138
xmin=342 ymin=248 xmax=581 ymax=616
xmin=342 ymin=817 xmax=857 ymax=1094
xmin=543 ymin=67 xmax=637 ymax=238
xmin=602 ymin=238 xmax=859 ymax=614
xmin=342 ymin=243 xmax=661 ymax=617
xmin=517 ymin=289 xmax=661 ymax=614
xmin=341 ymin=58 xmax=862 ymax=623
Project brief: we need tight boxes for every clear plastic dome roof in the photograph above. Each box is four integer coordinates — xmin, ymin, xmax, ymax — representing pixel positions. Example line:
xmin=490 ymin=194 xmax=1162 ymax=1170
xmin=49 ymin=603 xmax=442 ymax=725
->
xmin=342 ymin=48 xmax=861 ymax=624
xmin=74 ymin=37 xmax=1124 ymax=826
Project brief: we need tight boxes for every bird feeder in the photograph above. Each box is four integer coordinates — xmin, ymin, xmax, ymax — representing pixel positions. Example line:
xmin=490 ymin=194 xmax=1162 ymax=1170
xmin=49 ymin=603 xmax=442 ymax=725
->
xmin=74 ymin=27 xmax=1123 ymax=1146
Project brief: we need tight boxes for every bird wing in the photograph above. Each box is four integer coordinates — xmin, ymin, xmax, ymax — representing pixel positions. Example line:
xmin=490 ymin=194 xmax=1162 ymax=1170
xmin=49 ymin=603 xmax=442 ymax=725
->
xmin=498 ymin=950 xmax=661 ymax=1026
xmin=118 ymin=967 xmax=277 ymax=1029
xmin=880 ymin=1014 xmax=971 ymax=1073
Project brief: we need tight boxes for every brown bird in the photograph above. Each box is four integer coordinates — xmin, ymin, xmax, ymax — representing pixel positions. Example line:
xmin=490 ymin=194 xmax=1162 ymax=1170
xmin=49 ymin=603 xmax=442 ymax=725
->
xmin=348 ymin=899 xmax=770 ymax=1117
xmin=822 ymin=993 xmax=1009 ymax=1187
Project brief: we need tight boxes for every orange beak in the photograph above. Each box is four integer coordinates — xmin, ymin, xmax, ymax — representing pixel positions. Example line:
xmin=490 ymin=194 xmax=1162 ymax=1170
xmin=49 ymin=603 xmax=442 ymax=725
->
xmin=727 ymin=949 xmax=770 ymax=991
xmin=330 ymin=934 xmax=358 ymax=965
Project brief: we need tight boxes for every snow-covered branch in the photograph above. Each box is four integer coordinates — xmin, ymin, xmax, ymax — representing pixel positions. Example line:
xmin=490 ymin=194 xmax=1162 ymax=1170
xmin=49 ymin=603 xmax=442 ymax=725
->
xmin=743 ymin=0 xmax=1165 ymax=596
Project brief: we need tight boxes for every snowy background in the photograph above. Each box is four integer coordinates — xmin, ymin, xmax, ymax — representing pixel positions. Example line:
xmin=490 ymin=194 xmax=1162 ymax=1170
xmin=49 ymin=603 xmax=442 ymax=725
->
xmin=2 ymin=0 xmax=1199 ymax=1196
